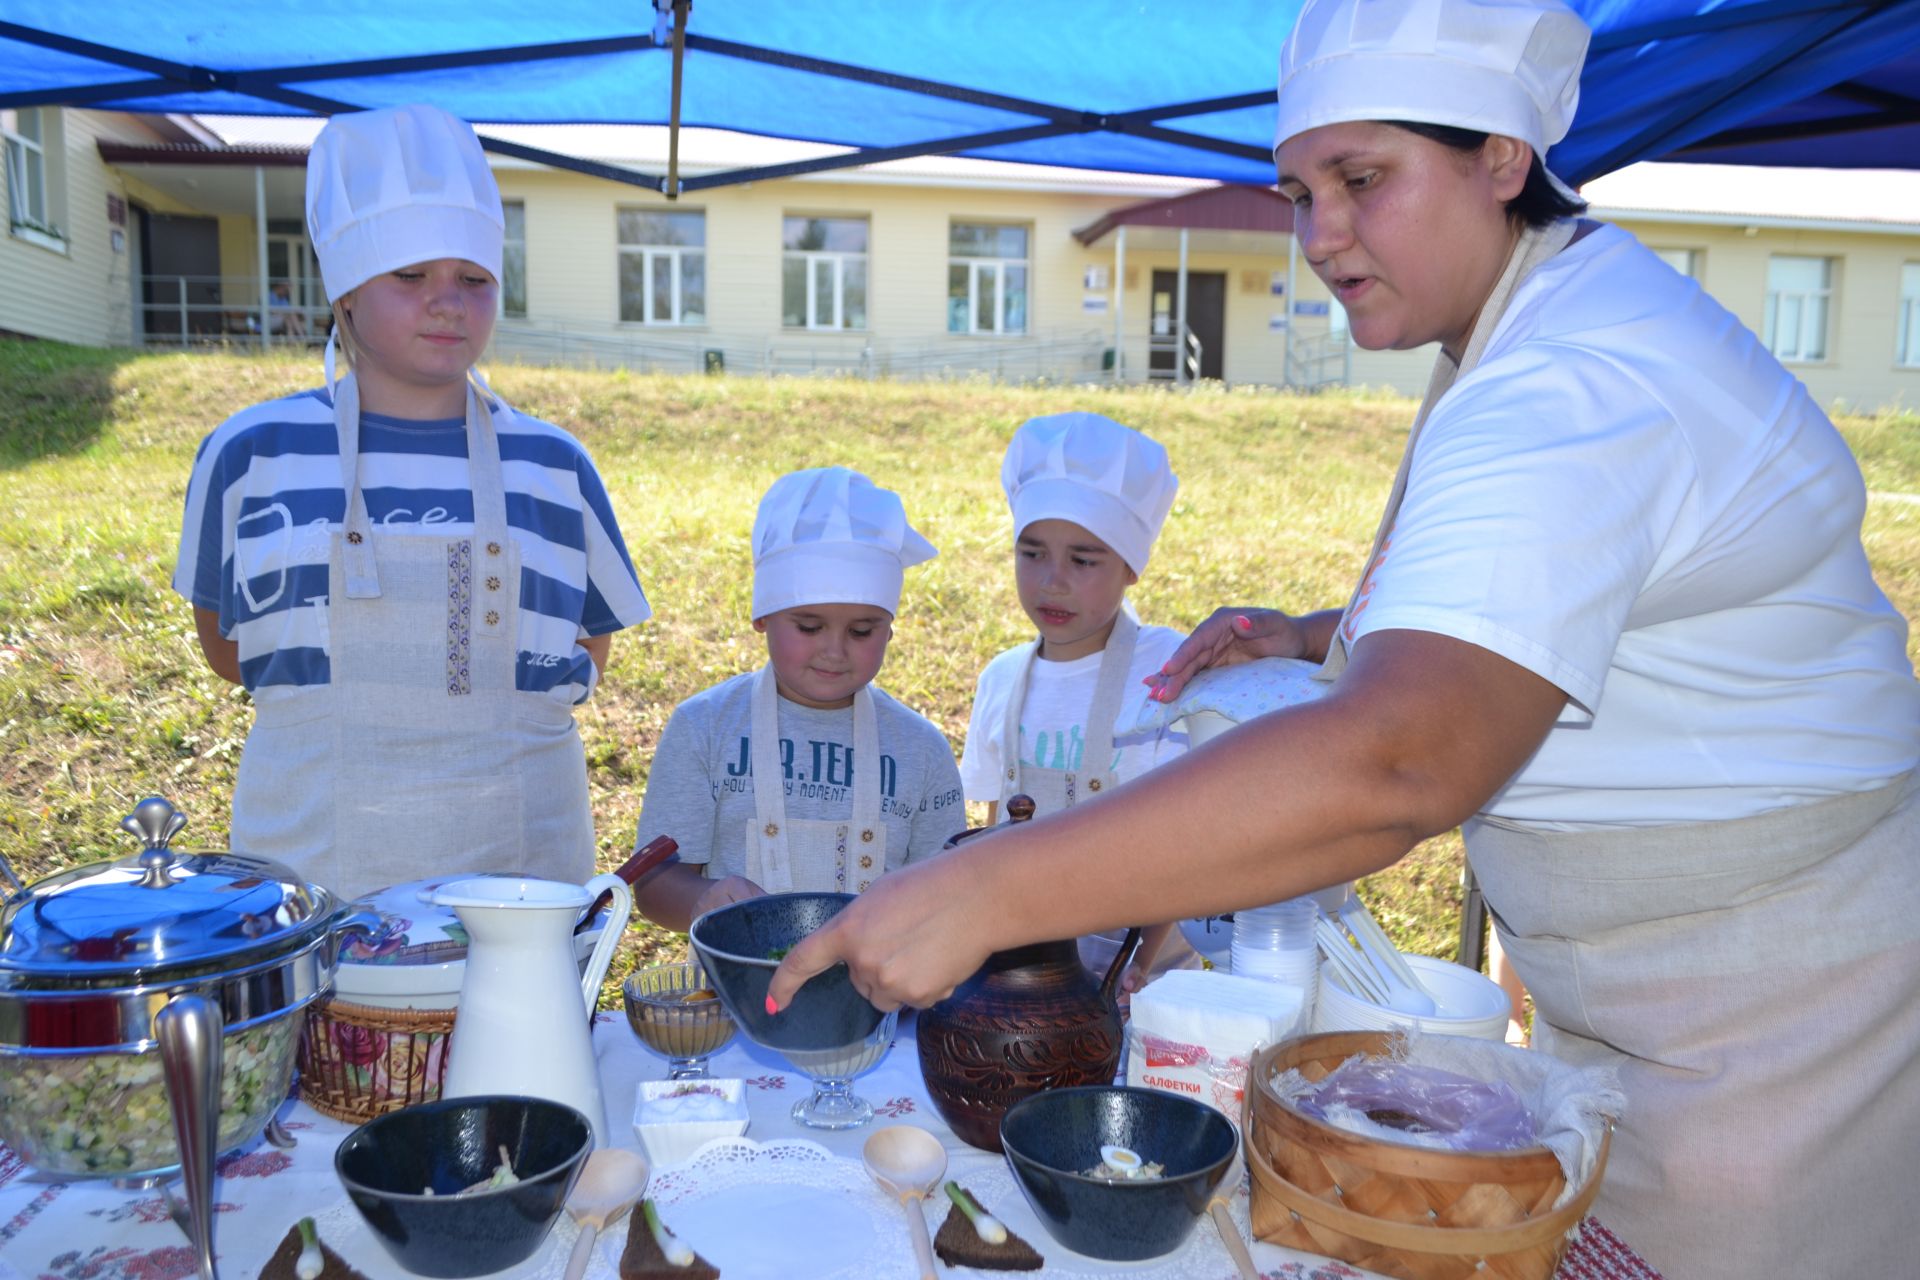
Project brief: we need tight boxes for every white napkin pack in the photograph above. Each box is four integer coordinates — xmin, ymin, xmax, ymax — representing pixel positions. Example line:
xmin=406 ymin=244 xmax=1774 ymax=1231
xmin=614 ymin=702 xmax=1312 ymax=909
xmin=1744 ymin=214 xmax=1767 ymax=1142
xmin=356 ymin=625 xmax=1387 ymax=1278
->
xmin=1127 ymin=969 xmax=1307 ymax=1119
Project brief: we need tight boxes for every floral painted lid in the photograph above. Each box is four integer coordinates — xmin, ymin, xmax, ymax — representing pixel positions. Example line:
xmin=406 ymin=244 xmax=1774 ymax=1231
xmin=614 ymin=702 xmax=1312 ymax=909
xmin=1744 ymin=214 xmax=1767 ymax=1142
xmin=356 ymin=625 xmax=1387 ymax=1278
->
xmin=1131 ymin=655 xmax=1328 ymax=737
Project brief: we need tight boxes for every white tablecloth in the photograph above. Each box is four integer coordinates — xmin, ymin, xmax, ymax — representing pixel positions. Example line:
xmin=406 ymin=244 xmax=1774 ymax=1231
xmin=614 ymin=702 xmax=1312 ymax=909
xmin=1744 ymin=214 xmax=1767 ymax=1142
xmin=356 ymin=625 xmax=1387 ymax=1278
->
xmin=0 ymin=1012 xmax=1659 ymax=1279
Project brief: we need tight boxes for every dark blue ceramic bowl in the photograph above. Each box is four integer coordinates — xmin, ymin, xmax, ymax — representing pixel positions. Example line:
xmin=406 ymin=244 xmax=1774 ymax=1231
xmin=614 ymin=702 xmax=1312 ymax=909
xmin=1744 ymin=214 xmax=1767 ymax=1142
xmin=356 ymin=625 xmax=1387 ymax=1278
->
xmin=999 ymin=1086 xmax=1239 ymax=1262
xmin=688 ymin=891 xmax=886 ymax=1052
xmin=334 ymin=1095 xmax=592 ymax=1278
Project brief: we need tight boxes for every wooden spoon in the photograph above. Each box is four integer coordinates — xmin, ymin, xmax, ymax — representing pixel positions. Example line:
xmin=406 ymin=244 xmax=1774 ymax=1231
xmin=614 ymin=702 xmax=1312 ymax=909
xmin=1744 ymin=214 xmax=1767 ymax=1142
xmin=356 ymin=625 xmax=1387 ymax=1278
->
xmin=561 ymin=1147 xmax=651 ymax=1280
xmin=863 ymin=1125 xmax=948 ymax=1280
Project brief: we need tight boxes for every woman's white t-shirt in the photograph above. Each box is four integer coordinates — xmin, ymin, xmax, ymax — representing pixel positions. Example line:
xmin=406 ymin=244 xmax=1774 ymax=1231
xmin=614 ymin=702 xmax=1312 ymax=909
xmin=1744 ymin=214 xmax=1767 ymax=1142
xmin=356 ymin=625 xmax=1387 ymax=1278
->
xmin=959 ymin=623 xmax=1189 ymax=804
xmin=1350 ymin=223 xmax=1920 ymax=827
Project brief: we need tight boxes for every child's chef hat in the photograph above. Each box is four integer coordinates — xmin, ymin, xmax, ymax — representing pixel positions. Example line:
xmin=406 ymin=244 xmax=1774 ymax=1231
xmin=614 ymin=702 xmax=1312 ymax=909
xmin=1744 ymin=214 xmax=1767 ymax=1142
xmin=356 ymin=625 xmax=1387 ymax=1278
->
xmin=307 ymin=103 xmax=504 ymax=302
xmin=1274 ymin=0 xmax=1588 ymax=202
xmin=752 ymin=468 xmax=937 ymax=619
xmin=1002 ymin=413 xmax=1177 ymax=576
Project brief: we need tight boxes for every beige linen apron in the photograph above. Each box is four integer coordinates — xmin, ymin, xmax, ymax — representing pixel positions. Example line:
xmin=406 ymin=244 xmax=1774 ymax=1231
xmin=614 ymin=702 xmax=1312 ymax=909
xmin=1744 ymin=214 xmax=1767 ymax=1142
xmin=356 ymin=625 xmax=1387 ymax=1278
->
xmin=1317 ymin=219 xmax=1920 ymax=1274
xmin=230 ymin=372 xmax=595 ymax=900
xmin=995 ymin=614 xmax=1174 ymax=979
xmin=745 ymin=665 xmax=887 ymax=894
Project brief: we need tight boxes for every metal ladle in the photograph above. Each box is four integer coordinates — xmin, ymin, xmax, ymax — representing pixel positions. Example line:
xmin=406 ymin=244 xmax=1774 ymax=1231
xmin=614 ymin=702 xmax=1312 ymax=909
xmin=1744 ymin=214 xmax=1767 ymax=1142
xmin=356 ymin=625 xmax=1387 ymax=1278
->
xmin=863 ymin=1125 xmax=948 ymax=1280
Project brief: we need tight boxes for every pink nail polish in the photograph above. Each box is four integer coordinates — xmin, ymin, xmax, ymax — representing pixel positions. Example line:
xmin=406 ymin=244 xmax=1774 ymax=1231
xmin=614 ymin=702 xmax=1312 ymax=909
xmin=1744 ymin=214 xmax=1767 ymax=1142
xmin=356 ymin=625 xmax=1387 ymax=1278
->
xmin=764 ymin=994 xmax=779 ymax=1015
xmin=1235 ymin=615 xmax=1252 ymax=630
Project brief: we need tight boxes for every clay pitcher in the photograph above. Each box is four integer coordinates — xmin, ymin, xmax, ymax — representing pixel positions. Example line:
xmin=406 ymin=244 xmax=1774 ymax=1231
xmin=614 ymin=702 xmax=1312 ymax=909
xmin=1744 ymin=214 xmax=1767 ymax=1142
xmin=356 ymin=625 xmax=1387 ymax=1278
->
xmin=915 ymin=796 xmax=1142 ymax=1152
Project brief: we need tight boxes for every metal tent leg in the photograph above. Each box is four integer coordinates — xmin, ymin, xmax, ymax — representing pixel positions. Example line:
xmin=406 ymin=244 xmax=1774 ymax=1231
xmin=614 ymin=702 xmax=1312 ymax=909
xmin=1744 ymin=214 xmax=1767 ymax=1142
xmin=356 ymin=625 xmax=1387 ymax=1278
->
xmin=1457 ymin=861 xmax=1488 ymax=971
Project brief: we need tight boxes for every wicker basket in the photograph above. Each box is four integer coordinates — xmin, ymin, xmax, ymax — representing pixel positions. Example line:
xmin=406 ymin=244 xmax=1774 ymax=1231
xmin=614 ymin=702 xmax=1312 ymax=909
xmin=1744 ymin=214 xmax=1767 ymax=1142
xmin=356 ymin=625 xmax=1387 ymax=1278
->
xmin=1246 ymin=1031 xmax=1608 ymax=1280
xmin=297 ymin=997 xmax=455 ymax=1123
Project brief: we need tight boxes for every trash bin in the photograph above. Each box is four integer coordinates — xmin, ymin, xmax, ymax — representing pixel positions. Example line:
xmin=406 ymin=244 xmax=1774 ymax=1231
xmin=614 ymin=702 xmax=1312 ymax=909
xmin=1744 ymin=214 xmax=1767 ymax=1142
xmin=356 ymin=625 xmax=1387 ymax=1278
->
xmin=1101 ymin=347 xmax=1116 ymax=372
xmin=703 ymin=348 xmax=725 ymax=374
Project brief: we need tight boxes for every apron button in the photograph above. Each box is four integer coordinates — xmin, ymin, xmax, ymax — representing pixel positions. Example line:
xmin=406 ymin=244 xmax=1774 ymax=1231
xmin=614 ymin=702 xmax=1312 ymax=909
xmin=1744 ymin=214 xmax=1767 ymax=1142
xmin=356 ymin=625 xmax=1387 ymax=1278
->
xmin=1088 ymin=778 xmax=1102 ymax=792
xmin=484 ymin=609 xmax=500 ymax=626
xmin=486 ymin=575 xmax=501 ymax=591
xmin=346 ymin=530 xmax=364 ymax=545
xmin=859 ymin=855 xmax=873 ymax=870
xmin=764 ymin=822 xmax=779 ymax=837
xmin=486 ymin=541 xmax=502 ymax=555
xmin=860 ymin=829 xmax=874 ymax=843
xmin=1006 ymin=767 xmax=1016 ymax=780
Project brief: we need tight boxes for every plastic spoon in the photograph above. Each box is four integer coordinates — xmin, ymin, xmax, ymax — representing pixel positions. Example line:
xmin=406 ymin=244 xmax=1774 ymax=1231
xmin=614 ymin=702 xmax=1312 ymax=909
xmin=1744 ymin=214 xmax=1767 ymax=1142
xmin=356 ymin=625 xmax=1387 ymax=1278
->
xmin=1338 ymin=897 xmax=1437 ymax=1016
xmin=560 ymin=1147 xmax=651 ymax=1280
xmin=1315 ymin=916 xmax=1392 ymax=1005
xmin=864 ymin=1125 xmax=948 ymax=1280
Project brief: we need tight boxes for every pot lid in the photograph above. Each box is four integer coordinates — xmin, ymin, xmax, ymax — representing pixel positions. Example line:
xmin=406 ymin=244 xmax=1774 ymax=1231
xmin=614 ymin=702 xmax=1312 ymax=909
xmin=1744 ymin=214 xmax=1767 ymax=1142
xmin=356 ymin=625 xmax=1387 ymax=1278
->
xmin=0 ymin=798 xmax=334 ymax=988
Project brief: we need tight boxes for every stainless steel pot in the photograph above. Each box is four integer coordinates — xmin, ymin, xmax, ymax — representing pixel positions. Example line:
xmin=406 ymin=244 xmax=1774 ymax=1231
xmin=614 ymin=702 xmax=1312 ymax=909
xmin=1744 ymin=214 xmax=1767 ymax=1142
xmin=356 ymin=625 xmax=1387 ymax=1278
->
xmin=0 ymin=797 xmax=377 ymax=1280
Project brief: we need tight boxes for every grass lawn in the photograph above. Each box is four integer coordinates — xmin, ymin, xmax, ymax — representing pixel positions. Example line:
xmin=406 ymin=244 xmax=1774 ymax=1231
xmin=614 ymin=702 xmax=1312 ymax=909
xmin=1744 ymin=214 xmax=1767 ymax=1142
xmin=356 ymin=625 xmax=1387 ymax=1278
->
xmin=3 ymin=340 xmax=1916 ymax=1005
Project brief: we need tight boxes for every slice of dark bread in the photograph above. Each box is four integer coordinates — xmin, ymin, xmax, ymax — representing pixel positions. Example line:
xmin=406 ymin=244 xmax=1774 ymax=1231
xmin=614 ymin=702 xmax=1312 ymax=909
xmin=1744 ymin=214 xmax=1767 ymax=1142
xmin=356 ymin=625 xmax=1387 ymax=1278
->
xmin=932 ymin=1187 xmax=1045 ymax=1271
xmin=619 ymin=1205 xmax=721 ymax=1280
xmin=257 ymin=1224 xmax=371 ymax=1280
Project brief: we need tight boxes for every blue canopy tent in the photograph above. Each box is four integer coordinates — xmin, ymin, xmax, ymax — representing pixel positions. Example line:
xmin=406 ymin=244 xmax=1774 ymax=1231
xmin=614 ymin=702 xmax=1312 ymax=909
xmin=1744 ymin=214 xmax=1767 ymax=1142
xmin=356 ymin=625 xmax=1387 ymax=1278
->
xmin=1 ymin=0 xmax=1918 ymax=193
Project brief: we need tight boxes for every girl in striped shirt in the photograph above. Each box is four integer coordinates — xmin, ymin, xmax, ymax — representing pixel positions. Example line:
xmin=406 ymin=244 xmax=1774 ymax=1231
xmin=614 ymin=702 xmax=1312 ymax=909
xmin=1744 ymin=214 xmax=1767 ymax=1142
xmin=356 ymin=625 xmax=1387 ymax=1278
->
xmin=173 ymin=104 xmax=648 ymax=899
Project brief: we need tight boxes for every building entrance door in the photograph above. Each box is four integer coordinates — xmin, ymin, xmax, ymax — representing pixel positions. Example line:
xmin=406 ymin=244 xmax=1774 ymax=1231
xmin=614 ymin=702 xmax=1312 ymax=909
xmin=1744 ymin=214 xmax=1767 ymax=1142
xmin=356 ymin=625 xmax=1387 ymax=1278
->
xmin=1148 ymin=270 xmax=1225 ymax=381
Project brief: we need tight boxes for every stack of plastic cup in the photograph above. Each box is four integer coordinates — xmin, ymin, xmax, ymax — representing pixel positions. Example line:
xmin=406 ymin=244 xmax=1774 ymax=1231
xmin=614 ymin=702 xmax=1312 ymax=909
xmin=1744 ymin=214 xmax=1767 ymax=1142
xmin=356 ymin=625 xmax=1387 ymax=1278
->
xmin=1229 ymin=896 xmax=1320 ymax=1021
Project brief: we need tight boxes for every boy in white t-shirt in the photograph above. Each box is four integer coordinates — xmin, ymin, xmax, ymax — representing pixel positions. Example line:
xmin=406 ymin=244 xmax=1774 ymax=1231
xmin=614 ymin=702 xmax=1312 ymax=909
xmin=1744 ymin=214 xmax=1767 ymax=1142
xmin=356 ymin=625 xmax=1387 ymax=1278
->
xmin=635 ymin=467 xmax=965 ymax=932
xmin=959 ymin=413 xmax=1189 ymax=988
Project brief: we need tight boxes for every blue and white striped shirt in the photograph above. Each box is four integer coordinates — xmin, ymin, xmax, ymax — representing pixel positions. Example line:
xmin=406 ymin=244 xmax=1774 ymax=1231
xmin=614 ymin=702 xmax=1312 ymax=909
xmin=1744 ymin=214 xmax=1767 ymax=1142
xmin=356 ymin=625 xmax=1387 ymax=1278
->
xmin=173 ymin=388 xmax=650 ymax=703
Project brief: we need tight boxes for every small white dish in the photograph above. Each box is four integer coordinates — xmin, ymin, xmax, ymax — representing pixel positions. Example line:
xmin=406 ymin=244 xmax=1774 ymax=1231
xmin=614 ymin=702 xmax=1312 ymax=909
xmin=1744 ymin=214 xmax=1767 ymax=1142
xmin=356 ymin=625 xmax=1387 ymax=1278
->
xmin=632 ymin=1078 xmax=750 ymax=1167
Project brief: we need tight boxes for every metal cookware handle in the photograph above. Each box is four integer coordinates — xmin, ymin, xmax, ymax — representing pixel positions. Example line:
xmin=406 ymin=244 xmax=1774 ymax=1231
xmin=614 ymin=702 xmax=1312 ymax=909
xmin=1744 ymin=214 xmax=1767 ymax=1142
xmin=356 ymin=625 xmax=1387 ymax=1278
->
xmin=578 ymin=873 xmax=633 ymax=1015
xmin=156 ymin=993 xmax=223 ymax=1280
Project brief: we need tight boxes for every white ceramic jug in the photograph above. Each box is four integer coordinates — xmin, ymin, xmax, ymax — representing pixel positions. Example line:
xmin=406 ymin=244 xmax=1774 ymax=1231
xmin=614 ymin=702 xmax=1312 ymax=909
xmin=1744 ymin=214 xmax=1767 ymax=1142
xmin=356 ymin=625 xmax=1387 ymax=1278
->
xmin=433 ymin=874 xmax=633 ymax=1147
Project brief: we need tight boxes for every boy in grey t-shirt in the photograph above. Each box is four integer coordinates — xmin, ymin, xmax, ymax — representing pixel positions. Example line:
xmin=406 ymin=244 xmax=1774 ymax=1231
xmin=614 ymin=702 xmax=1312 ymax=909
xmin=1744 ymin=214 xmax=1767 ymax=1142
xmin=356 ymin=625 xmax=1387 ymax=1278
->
xmin=634 ymin=468 xmax=964 ymax=931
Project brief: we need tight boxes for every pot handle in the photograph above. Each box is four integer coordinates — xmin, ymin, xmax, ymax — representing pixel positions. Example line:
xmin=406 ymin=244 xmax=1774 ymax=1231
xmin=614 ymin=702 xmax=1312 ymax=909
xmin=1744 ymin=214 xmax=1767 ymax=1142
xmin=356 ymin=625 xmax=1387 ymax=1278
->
xmin=1097 ymin=926 xmax=1144 ymax=1008
xmin=578 ymin=872 xmax=633 ymax=1015
xmin=156 ymin=993 xmax=223 ymax=1280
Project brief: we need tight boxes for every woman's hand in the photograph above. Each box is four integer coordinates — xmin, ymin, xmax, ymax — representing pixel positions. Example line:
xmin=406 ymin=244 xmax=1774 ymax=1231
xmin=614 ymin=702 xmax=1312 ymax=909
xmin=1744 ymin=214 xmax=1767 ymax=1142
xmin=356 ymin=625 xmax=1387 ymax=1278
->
xmin=1145 ymin=607 xmax=1324 ymax=703
xmin=766 ymin=857 xmax=994 ymax=1012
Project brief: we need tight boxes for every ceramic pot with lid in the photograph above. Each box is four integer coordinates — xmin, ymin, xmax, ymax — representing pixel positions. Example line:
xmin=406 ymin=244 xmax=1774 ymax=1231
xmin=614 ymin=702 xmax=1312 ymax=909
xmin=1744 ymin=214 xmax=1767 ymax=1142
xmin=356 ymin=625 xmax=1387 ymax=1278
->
xmin=0 ymin=797 xmax=377 ymax=1280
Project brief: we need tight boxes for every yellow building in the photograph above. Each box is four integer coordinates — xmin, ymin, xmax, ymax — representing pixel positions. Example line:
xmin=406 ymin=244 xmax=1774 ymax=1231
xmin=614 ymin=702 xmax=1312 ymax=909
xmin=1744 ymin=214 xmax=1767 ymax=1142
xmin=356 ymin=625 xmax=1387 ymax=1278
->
xmin=7 ymin=107 xmax=1919 ymax=411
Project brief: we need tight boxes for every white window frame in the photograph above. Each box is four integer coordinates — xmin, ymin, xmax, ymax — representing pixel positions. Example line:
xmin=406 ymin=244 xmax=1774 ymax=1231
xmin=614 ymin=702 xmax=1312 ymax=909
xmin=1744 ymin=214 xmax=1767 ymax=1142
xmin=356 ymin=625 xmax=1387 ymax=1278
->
xmin=617 ymin=208 xmax=706 ymax=326
xmin=1898 ymin=263 xmax=1920 ymax=369
xmin=783 ymin=217 xmax=868 ymax=331
xmin=948 ymin=222 xmax=1030 ymax=335
xmin=1652 ymin=247 xmax=1701 ymax=280
xmin=1764 ymin=255 xmax=1833 ymax=364
xmin=3 ymin=107 xmax=64 ymax=251
xmin=500 ymin=199 xmax=527 ymax=319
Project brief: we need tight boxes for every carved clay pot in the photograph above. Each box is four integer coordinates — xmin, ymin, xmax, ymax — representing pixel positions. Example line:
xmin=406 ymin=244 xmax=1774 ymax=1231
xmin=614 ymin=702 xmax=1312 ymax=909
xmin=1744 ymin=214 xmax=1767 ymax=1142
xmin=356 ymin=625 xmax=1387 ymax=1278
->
xmin=915 ymin=798 xmax=1142 ymax=1152
xmin=916 ymin=935 xmax=1139 ymax=1151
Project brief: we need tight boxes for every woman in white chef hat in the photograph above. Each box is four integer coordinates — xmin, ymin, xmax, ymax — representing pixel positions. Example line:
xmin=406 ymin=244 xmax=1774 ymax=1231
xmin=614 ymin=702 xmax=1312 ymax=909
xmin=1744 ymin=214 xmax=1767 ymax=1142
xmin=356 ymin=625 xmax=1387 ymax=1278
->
xmin=959 ymin=412 xmax=1193 ymax=985
xmin=772 ymin=2 xmax=1920 ymax=1274
xmin=633 ymin=467 xmax=965 ymax=932
xmin=174 ymin=104 xmax=650 ymax=899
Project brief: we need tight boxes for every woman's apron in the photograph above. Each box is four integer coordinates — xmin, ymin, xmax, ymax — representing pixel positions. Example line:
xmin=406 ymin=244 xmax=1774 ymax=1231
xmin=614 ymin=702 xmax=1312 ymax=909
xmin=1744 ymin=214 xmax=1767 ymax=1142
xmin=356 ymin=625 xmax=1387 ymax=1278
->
xmin=745 ymin=665 xmax=888 ymax=894
xmin=230 ymin=372 xmax=595 ymax=900
xmin=994 ymin=615 xmax=1170 ymax=979
xmin=1316 ymin=219 xmax=1920 ymax=1275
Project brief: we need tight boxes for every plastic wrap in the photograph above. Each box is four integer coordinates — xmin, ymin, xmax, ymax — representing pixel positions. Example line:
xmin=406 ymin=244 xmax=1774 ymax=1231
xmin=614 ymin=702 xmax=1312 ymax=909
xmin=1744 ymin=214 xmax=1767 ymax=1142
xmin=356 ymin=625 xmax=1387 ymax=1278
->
xmin=1289 ymin=1056 xmax=1536 ymax=1151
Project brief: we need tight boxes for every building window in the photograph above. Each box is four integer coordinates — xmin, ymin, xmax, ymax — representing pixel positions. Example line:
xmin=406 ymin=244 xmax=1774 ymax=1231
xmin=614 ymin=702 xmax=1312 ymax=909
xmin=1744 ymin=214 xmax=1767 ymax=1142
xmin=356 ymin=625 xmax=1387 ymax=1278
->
xmin=1899 ymin=263 xmax=1920 ymax=368
xmin=618 ymin=209 xmax=706 ymax=325
xmin=501 ymin=200 xmax=527 ymax=318
xmin=1764 ymin=255 xmax=1832 ymax=363
xmin=948 ymin=223 xmax=1029 ymax=334
xmin=3 ymin=107 xmax=63 ymax=247
xmin=783 ymin=216 xmax=867 ymax=330
xmin=1652 ymin=247 xmax=1700 ymax=279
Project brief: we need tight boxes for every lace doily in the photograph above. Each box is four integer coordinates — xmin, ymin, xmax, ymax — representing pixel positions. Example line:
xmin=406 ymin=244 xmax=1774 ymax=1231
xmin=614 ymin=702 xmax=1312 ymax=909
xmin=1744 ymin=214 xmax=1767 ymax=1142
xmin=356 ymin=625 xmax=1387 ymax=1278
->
xmin=599 ymin=1138 xmax=903 ymax=1280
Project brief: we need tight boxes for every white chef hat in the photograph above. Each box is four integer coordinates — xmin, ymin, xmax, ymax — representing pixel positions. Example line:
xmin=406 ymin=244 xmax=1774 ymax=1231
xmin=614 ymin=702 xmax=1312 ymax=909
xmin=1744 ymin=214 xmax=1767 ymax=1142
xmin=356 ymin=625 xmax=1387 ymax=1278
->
xmin=751 ymin=467 xmax=938 ymax=619
xmin=1274 ymin=0 xmax=1588 ymax=202
xmin=306 ymin=103 xmax=504 ymax=302
xmin=1001 ymin=413 xmax=1178 ymax=576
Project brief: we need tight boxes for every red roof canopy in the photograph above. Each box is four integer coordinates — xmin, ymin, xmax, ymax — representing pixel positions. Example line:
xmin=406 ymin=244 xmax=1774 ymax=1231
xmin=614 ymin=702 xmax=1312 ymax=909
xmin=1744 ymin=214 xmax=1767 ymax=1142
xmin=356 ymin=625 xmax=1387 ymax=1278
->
xmin=1073 ymin=184 xmax=1293 ymax=246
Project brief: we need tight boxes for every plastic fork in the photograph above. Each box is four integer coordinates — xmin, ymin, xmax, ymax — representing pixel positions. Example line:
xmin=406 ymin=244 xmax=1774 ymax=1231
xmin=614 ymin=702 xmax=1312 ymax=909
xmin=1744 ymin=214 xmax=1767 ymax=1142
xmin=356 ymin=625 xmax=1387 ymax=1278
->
xmin=1315 ymin=916 xmax=1392 ymax=1004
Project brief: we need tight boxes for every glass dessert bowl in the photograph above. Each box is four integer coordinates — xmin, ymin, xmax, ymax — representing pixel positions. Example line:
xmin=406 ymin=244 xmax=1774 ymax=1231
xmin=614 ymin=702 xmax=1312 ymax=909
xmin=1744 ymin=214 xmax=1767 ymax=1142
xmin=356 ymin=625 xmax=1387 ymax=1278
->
xmin=623 ymin=962 xmax=737 ymax=1080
